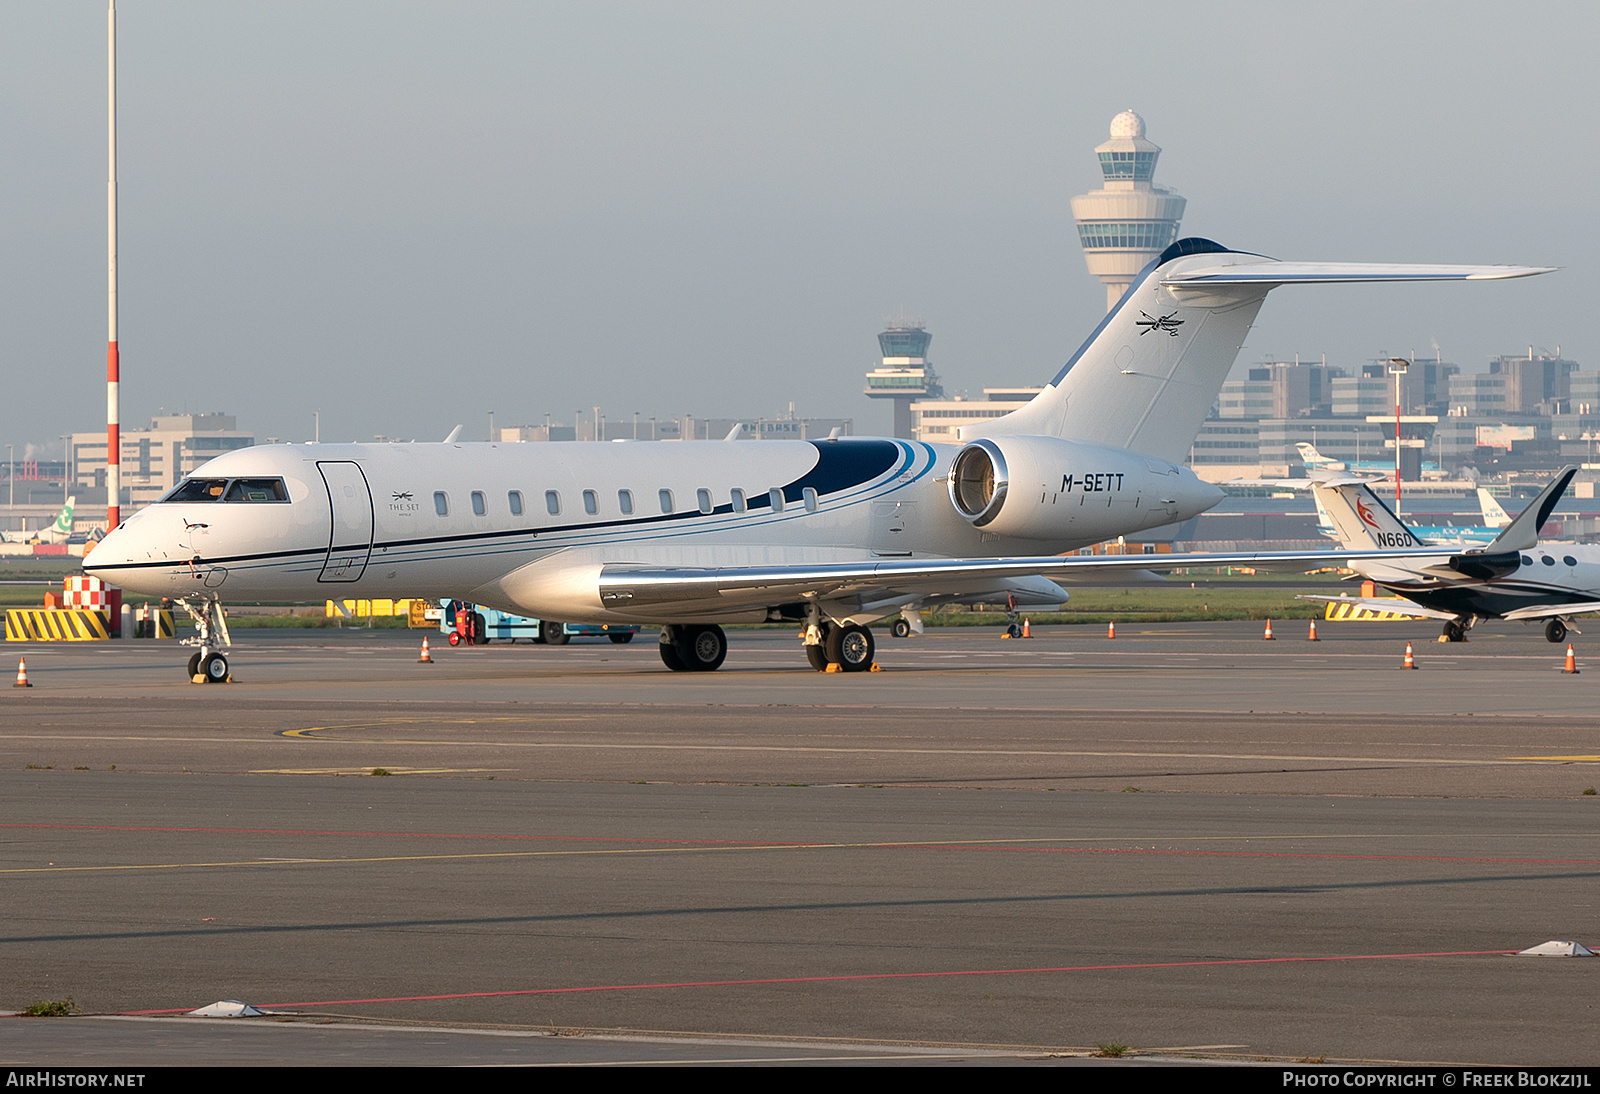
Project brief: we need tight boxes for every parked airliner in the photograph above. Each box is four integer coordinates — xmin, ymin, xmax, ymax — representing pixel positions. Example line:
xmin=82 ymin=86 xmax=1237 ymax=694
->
xmin=83 ymin=238 xmax=1550 ymax=680
xmin=2 ymin=498 xmax=76 ymax=545
xmin=1305 ymin=467 xmax=1600 ymax=643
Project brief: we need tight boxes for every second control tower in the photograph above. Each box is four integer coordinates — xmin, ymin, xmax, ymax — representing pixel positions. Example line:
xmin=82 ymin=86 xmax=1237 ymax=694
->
xmin=1070 ymin=110 xmax=1186 ymax=311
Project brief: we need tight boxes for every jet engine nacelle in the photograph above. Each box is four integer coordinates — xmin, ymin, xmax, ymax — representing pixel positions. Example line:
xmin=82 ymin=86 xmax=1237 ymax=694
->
xmin=947 ymin=436 xmax=1221 ymax=542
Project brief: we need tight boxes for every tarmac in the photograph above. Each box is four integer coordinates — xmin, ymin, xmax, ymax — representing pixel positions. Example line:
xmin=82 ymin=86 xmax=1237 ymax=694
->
xmin=1 ymin=620 xmax=1597 ymax=1067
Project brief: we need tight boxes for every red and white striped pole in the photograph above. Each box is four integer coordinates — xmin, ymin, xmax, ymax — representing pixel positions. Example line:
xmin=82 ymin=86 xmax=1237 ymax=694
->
xmin=106 ymin=0 xmax=120 ymax=531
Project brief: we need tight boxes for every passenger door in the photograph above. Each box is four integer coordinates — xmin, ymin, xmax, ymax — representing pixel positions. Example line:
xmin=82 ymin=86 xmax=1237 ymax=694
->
xmin=317 ymin=461 xmax=374 ymax=583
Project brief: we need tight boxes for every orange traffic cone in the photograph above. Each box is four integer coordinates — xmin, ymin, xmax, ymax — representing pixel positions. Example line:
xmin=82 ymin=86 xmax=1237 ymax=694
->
xmin=1106 ymin=620 xmax=1115 ymax=639
xmin=1307 ymin=620 xmax=1319 ymax=642
xmin=418 ymin=637 xmax=433 ymax=664
xmin=1402 ymin=642 xmax=1417 ymax=670
xmin=13 ymin=656 xmax=31 ymax=688
xmin=1563 ymin=644 xmax=1579 ymax=675
xmin=1021 ymin=618 xmax=1032 ymax=639
xmin=1263 ymin=619 xmax=1275 ymax=641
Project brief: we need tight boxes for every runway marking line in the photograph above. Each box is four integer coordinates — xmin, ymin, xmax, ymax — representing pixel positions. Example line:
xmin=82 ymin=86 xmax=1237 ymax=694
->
xmin=119 ymin=949 xmax=1519 ymax=1015
xmin=4 ymin=829 xmax=1598 ymax=875
xmin=270 ymin=727 xmax=1563 ymax=767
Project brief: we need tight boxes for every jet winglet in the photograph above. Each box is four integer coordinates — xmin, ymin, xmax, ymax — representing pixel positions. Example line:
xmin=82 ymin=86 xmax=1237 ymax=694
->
xmin=1483 ymin=467 xmax=1576 ymax=554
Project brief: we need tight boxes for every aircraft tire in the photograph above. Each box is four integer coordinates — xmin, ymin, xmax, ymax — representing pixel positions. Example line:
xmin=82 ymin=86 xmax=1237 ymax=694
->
xmin=609 ymin=632 xmax=634 ymax=644
xmin=805 ymin=644 xmax=829 ymax=671
xmin=674 ymin=624 xmax=727 ymax=672
xmin=891 ymin=618 xmax=911 ymax=639
xmin=186 ymin=651 xmax=202 ymax=678
xmin=659 ymin=637 xmax=688 ymax=671
xmin=201 ymin=653 xmax=228 ymax=683
xmin=1546 ymin=619 xmax=1567 ymax=644
xmin=1443 ymin=621 xmax=1465 ymax=643
xmin=826 ymin=624 xmax=874 ymax=672
xmin=541 ymin=621 xmax=570 ymax=646
xmin=1005 ymin=622 xmax=1022 ymax=638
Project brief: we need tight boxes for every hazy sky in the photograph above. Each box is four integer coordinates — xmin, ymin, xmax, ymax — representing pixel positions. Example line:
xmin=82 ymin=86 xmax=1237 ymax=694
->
xmin=2 ymin=1 xmax=1596 ymax=452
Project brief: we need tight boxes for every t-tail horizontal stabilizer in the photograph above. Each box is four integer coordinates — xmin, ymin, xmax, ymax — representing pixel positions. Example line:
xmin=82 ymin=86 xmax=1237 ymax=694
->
xmin=969 ymin=238 xmax=1554 ymax=465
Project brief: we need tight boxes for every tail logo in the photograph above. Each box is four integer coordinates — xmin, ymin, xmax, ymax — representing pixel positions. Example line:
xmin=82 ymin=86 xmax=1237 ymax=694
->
xmin=1136 ymin=311 xmax=1183 ymax=337
xmin=1355 ymin=497 xmax=1380 ymax=529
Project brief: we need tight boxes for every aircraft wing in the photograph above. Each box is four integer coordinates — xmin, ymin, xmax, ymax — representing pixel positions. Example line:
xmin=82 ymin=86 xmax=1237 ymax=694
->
xmin=596 ymin=545 xmax=1459 ymax=612
xmin=1297 ymin=595 xmax=1458 ymax=621
xmin=1162 ymin=262 xmax=1557 ymax=286
xmin=1501 ymin=602 xmax=1600 ymax=622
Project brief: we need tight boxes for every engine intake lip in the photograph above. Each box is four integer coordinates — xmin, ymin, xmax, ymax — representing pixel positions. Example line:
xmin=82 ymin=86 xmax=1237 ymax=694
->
xmin=949 ymin=440 xmax=1008 ymax=528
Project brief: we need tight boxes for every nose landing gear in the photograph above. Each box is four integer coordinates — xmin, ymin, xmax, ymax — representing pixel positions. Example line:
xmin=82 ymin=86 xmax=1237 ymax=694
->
xmin=176 ymin=595 xmax=232 ymax=683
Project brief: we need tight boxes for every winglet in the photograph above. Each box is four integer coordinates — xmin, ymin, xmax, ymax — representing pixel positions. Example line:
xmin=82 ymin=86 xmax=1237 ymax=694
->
xmin=1484 ymin=467 xmax=1577 ymax=554
xmin=442 ymin=425 xmax=463 ymax=443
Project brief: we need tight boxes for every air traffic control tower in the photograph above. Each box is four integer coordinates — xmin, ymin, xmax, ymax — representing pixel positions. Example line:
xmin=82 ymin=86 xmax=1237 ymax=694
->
xmin=1070 ymin=110 xmax=1186 ymax=311
xmin=864 ymin=320 xmax=943 ymax=439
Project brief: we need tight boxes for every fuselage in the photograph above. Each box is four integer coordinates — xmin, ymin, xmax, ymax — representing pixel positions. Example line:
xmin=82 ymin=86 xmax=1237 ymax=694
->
xmin=85 ymin=437 xmax=1221 ymax=623
xmin=1360 ymin=545 xmax=1600 ymax=620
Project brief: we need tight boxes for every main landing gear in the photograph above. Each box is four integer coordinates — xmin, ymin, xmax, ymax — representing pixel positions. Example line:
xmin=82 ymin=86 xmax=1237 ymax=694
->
xmin=803 ymin=621 xmax=876 ymax=672
xmin=1545 ymin=618 xmax=1569 ymax=644
xmin=176 ymin=595 xmax=232 ymax=683
xmin=1441 ymin=620 xmax=1467 ymax=643
xmin=659 ymin=624 xmax=727 ymax=672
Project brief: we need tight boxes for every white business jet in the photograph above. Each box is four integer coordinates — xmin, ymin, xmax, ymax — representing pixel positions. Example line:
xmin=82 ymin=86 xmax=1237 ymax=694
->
xmin=84 ymin=239 xmax=1550 ymax=681
xmin=1305 ymin=467 xmax=1600 ymax=643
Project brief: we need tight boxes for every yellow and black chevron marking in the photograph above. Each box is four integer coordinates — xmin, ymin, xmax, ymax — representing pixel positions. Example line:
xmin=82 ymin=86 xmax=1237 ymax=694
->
xmin=5 ymin=608 xmax=111 ymax=641
xmin=1322 ymin=600 xmax=1417 ymax=622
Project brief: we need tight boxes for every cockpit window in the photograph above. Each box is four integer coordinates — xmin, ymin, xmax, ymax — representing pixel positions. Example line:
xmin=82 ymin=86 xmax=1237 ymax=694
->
xmin=162 ymin=478 xmax=229 ymax=502
xmin=223 ymin=478 xmax=288 ymax=502
xmin=162 ymin=477 xmax=287 ymax=503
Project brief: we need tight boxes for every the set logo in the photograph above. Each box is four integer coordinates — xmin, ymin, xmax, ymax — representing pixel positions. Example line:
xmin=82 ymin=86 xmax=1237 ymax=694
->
xmin=1136 ymin=311 xmax=1183 ymax=337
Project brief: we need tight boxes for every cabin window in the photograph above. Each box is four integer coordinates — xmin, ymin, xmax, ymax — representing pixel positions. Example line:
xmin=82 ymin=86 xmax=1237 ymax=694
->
xmin=471 ymin=491 xmax=487 ymax=516
xmin=618 ymin=489 xmax=634 ymax=515
xmin=545 ymin=490 xmax=561 ymax=516
xmin=583 ymin=489 xmax=599 ymax=515
xmin=697 ymin=488 xmax=713 ymax=514
xmin=768 ymin=488 xmax=784 ymax=513
xmin=731 ymin=488 xmax=747 ymax=513
xmin=1565 ymin=555 xmax=1578 ymax=567
xmin=659 ymin=489 xmax=674 ymax=514
xmin=1522 ymin=555 xmax=1534 ymax=566
xmin=1543 ymin=555 xmax=1556 ymax=566
xmin=802 ymin=487 xmax=818 ymax=512
xmin=508 ymin=490 xmax=524 ymax=516
xmin=433 ymin=491 xmax=448 ymax=516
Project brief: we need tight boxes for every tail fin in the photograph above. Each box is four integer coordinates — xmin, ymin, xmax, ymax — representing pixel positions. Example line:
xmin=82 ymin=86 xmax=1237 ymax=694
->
xmin=1483 ymin=468 xmax=1575 ymax=554
xmin=52 ymin=498 xmax=75 ymax=537
xmin=1311 ymin=482 xmax=1427 ymax=550
xmin=1296 ymin=442 xmax=1336 ymax=467
xmin=967 ymin=241 xmax=1552 ymax=464
xmin=1476 ymin=487 xmax=1511 ymax=529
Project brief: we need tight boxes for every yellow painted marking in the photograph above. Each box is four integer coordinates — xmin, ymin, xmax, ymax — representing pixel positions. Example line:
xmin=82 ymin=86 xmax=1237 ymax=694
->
xmin=276 ymin=726 xmax=1547 ymax=767
xmin=1507 ymin=756 xmax=1600 ymax=762
xmin=7 ymin=833 xmax=1597 ymax=877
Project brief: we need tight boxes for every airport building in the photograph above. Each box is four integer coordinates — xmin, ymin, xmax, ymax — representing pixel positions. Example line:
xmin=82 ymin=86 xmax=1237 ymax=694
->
xmin=909 ymin=388 xmax=1043 ymax=444
xmin=67 ymin=413 xmax=254 ymax=513
xmin=863 ymin=320 xmax=944 ymax=439
xmin=498 ymin=410 xmax=852 ymax=444
xmin=1070 ymin=110 xmax=1187 ymax=311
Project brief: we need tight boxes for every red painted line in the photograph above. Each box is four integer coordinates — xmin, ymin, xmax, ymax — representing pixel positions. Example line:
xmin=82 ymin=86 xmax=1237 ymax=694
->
xmin=119 ymin=949 xmax=1517 ymax=1015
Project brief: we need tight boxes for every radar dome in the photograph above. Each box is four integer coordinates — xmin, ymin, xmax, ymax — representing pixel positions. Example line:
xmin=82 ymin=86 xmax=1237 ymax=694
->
xmin=1108 ymin=110 xmax=1145 ymax=139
